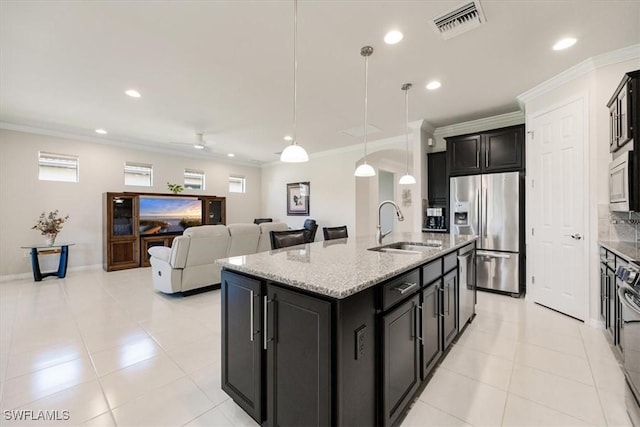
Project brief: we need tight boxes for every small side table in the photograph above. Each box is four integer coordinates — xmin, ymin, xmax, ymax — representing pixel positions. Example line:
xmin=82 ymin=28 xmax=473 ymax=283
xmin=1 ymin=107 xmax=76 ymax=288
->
xmin=20 ymin=243 xmax=75 ymax=282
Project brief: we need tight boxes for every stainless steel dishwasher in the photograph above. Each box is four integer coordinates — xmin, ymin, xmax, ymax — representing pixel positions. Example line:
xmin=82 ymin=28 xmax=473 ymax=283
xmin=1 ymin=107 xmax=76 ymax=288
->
xmin=458 ymin=245 xmax=476 ymax=329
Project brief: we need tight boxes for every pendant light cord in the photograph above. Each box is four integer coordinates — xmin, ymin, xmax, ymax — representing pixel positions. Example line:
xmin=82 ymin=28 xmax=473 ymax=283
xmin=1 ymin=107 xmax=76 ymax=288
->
xmin=293 ymin=0 xmax=298 ymax=145
xmin=405 ymin=86 xmax=409 ymax=174
xmin=363 ymin=51 xmax=369 ymax=162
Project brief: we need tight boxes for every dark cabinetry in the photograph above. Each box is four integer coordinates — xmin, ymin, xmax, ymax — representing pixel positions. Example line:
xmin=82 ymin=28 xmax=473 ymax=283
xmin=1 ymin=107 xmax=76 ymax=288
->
xmin=427 ymin=151 xmax=447 ymax=206
xmin=420 ymin=281 xmax=442 ymax=378
xmin=442 ymin=270 xmax=458 ymax=349
xmin=103 ymin=192 xmax=226 ymax=271
xmin=221 ymin=271 xmax=263 ymax=421
xmin=608 ymin=71 xmax=639 ymax=153
xmin=103 ymin=193 xmax=139 ymax=271
xmin=266 ymin=285 xmax=332 ymax=427
xmin=446 ymin=125 xmax=524 ymax=176
xmin=221 ymin=270 xmax=331 ymax=426
xmin=381 ymin=294 xmax=420 ymax=427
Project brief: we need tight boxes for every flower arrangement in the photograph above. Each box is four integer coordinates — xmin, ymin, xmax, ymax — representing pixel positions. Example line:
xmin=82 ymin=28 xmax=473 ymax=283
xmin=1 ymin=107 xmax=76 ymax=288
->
xmin=32 ymin=210 xmax=70 ymax=235
xmin=167 ymin=182 xmax=184 ymax=194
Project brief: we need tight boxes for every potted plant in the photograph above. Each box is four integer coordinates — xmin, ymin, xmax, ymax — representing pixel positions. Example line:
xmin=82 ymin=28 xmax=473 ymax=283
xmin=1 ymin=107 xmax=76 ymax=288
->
xmin=32 ymin=210 xmax=69 ymax=246
xmin=167 ymin=182 xmax=184 ymax=194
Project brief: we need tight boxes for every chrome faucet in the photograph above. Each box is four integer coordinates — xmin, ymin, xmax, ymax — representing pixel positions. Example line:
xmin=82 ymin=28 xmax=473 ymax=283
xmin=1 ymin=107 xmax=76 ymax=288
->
xmin=377 ymin=200 xmax=404 ymax=244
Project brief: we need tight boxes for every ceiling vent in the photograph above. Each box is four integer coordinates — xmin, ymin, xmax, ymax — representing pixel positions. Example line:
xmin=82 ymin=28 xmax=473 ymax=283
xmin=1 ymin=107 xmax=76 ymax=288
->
xmin=430 ymin=0 xmax=486 ymax=40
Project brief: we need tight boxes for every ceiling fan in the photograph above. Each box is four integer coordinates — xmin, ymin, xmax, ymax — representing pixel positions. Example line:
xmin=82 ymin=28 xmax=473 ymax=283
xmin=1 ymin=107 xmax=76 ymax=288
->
xmin=168 ymin=133 xmax=213 ymax=151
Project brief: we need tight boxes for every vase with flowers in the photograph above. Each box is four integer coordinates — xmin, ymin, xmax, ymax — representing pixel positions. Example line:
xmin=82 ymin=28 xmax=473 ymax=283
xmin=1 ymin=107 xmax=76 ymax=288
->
xmin=32 ymin=210 xmax=70 ymax=246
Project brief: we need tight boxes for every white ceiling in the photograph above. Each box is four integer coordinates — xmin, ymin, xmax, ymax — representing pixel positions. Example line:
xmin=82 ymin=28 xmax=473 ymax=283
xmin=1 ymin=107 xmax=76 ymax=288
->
xmin=1 ymin=1 xmax=639 ymax=164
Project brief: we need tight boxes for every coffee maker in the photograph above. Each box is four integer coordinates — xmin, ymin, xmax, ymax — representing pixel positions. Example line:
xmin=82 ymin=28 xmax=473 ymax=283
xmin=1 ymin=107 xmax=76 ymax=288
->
xmin=425 ymin=207 xmax=446 ymax=231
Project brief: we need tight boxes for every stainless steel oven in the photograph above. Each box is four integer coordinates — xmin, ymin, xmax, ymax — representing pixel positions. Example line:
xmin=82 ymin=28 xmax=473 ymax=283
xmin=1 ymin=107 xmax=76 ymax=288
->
xmin=617 ymin=262 xmax=640 ymax=425
xmin=610 ymin=151 xmax=633 ymax=212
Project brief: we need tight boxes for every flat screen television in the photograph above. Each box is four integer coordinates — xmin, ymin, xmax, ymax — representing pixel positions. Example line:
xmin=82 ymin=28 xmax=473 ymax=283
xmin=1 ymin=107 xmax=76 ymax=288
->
xmin=139 ymin=196 xmax=202 ymax=235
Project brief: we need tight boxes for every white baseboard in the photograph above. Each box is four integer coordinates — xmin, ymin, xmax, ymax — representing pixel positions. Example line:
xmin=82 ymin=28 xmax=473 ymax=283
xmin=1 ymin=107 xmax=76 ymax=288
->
xmin=0 ymin=263 xmax=103 ymax=283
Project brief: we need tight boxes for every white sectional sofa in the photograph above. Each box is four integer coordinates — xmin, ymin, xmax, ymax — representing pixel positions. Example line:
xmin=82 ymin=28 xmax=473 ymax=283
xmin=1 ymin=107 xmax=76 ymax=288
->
xmin=148 ymin=222 xmax=288 ymax=294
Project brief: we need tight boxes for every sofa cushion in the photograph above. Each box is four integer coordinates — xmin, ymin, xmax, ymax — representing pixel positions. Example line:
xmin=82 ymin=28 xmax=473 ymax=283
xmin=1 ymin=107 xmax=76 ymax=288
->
xmin=227 ymin=223 xmax=260 ymax=257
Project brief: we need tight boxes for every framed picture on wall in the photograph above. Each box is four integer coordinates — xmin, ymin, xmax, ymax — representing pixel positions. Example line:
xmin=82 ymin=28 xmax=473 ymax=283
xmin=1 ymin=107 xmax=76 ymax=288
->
xmin=287 ymin=182 xmax=310 ymax=216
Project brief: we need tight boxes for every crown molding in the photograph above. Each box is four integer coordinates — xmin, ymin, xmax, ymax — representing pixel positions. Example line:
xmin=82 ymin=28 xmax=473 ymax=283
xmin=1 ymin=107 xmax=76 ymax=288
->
xmin=433 ymin=111 xmax=524 ymax=139
xmin=0 ymin=122 xmax=261 ymax=168
xmin=517 ymin=44 xmax=640 ymax=106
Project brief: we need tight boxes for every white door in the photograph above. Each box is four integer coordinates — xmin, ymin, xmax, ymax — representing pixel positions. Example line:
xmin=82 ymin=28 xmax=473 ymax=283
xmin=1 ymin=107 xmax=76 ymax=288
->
xmin=530 ymin=98 xmax=587 ymax=320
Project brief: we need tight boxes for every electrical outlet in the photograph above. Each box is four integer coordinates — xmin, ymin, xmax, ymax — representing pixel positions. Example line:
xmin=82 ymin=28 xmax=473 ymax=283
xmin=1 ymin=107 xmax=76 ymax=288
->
xmin=355 ymin=325 xmax=366 ymax=360
xmin=23 ymin=251 xmax=30 ymax=258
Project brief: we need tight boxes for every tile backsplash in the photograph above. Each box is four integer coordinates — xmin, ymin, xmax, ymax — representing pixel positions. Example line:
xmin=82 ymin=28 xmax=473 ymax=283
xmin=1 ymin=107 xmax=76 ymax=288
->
xmin=598 ymin=204 xmax=640 ymax=242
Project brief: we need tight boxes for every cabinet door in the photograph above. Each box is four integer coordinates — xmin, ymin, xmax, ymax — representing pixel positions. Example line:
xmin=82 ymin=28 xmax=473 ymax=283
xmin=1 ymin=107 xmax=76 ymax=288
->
xmin=447 ymin=134 xmax=482 ymax=176
xmin=221 ymin=271 xmax=263 ymax=423
xmin=266 ymin=285 xmax=331 ymax=427
xmin=618 ymin=86 xmax=630 ymax=147
xmin=427 ymin=152 xmax=448 ymax=205
xmin=421 ymin=282 xmax=442 ymax=379
xmin=609 ymin=102 xmax=618 ymax=152
xmin=381 ymin=294 xmax=420 ymax=427
xmin=203 ymin=197 xmax=226 ymax=225
xmin=607 ymin=269 xmax=616 ymax=343
xmin=483 ymin=126 xmax=523 ymax=172
xmin=442 ymin=271 xmax=458 ymax=349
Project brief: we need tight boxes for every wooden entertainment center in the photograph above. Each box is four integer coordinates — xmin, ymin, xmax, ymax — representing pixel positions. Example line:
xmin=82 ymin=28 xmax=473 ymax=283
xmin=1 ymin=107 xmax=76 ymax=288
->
xmin=103 ymin=192 xmax=226 ymax=271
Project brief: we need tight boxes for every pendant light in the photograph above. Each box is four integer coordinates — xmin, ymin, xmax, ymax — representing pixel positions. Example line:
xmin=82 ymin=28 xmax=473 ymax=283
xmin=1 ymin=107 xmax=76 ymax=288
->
xmin=280 ymin=0 xmax=309 ymax=163
xmin=398 ymin=83 xmax=416 ymax=185
xmin=354 ymin=46 xmax=376 ymax=177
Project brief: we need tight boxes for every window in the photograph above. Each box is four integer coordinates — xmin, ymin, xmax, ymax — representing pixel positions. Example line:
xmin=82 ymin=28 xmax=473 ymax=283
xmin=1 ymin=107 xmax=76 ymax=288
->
xmin=38 ymin=151 xmax=79 ymax=182
xmin=229 ymin=176 xmax=246 ymax=193
xmin=184 ymin=169 xmax=205 ymax=190
xmin=124 ymin=162 xmax=153 ymax=187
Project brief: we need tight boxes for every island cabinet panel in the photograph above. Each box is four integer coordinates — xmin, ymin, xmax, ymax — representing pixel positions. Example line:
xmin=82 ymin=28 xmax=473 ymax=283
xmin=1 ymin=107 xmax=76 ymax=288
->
xmin=221 ymin=271 xmax=263 ymax=423
xmin=266 ymin=285 xmax=332 ymax=427
xmin=421 ymin=280 xmax=442 ymax=379
xmin=381 ymin=294 xmax=421 ymax=427
xmin=442 ymin=270 xmax=459 ymax=349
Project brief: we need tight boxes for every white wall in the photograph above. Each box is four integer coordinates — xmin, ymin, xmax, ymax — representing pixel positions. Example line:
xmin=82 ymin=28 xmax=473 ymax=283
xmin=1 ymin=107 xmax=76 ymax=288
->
xmin=521 ymin=57 xmax=640 ymax=326
xmin=261 ymin=126 xmax=423 ymax=239
xmin=0 ymin=129 xmax=262 ymax=277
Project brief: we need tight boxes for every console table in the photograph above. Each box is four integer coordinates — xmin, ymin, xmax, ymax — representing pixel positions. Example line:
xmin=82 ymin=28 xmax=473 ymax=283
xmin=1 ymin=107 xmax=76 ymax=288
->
xmin=21 ymin=243 xmax=74 ymax=281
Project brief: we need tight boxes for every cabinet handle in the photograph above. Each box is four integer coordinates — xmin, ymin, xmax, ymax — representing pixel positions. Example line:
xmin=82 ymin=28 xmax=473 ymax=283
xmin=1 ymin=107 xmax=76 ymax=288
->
xmin=439 ymin=287 xmax=445 ymax=317
xmin=394 ymin=282 xmax=417 ymax=294
xmin=476 ymin=149 xmax=480 ymax=168
xmin=263 ymin=296 xmax=269 ymax=350
xmin=446 ymin=284 xmax=450 ymax=315
xmin=485 ymin=145 xmax=489 ymax=168
xmin=434 ymin=289 xmax=438 ymax=318
xmin=250 ymin=290 xmax=254 ymax=342
xmin=415 ymin=304 xmax=423 ymax=342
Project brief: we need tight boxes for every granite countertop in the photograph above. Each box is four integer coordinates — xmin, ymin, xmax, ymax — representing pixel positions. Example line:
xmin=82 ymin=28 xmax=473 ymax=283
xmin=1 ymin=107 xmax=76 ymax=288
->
xmin=216 ymin=232 xmax=477 ymax=299
xmin=599 ymin=240 xmax=639 ymax=264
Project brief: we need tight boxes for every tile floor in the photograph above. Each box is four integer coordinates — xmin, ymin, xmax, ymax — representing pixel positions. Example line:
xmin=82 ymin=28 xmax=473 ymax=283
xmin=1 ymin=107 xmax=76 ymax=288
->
xmin=0 ymin=267 xmax=632 ymax=426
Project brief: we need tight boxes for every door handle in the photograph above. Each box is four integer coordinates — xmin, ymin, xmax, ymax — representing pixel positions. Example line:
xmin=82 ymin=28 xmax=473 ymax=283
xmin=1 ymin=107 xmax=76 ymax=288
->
xmin=476 ymin=251 xmax=511 ymax=259
xmin=484 ymin=188 xmax=488 ymax=237
xmin=415 ymin=304 xmax=423 ymax=342
xmin=565 ymin=234 xmax=582 ymax=240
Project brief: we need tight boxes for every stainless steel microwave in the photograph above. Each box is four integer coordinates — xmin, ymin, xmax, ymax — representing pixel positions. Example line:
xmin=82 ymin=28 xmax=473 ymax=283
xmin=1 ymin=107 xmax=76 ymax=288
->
xmin=610 ymin=151 xmax=632 ymax=211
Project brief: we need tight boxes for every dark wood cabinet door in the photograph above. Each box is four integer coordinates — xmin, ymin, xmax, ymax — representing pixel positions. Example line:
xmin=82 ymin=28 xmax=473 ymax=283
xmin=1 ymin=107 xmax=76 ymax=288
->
xmin=427 ymin=152 xmax=448 ymax=205
xmin=600 ymin=263 xmax=607 ymax=324
xmin=447 ymin=134 xmax=482 ymax=176
xmin=266 ymin=285 xmax=331 ymax=427
xmin=381 ymin=294 xmax=420 ymax=427
xmin=442 ymin=271 xmax=458 ymax=349
xmin=421 ymin=281 xmax=442 ymax=379
xmin=606 ymin=269 xmax=616 ymax=343
xmin=221 ymin=271 xmax=263 ymax=423
xmin=483 ymin=125 xmax=524 ymax=172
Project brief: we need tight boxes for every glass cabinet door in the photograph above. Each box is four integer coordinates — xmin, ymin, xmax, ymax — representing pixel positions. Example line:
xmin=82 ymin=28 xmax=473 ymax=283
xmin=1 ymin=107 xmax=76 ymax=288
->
xmin=112 ymin=196 xmax=135 ymax=236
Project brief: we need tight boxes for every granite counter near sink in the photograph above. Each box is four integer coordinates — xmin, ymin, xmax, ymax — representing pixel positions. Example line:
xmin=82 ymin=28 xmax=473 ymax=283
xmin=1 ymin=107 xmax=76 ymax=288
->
xmin=216 ymin=232 xmax=477 ymax=299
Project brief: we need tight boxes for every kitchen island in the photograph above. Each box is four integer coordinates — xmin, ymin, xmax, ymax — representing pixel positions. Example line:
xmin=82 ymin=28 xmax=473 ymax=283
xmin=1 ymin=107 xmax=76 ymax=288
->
xmin=217 ymin=232 xmax=477 ymax=427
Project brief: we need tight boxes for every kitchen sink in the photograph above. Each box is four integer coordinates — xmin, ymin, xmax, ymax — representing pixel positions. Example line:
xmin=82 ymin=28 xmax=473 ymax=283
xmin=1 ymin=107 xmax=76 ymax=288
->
xmin=369 ymin=241 xmax=443 ymax=253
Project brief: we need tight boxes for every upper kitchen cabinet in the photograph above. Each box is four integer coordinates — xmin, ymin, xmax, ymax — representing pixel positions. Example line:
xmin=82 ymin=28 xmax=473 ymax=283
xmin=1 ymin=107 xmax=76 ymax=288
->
xmin=427 ymin=151 xmax=447 ymax=206
xmin=446 ymin=124 xmax=525 ymax=176
xmin=608 ymin=70 xmax=639 ymax=153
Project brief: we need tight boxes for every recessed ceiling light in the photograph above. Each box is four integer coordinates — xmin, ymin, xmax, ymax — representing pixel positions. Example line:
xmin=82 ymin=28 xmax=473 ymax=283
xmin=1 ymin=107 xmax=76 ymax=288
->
xmin=227 ymin=153 xmax=235 ymax=157
xmin=125 ymin=89 xmax=141 ymax=98
xmin=95 ymin=129 xmax=108 ymax=134
xmin=426 ymin=81 xmax=442 ymax=90
xmin=552 ymin=37 xmax=577 ymax=51
xmin=284 ymin=135 xmax=293 ymax=141
xmin=384 ymin=30 xmax=403 ymax=45
xmin=193 ymin=144 xmax=205 ymax=150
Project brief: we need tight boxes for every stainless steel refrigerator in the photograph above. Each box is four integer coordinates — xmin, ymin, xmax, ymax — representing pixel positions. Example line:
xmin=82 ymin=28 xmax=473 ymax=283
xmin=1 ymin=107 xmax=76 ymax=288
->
xmin=450 ymin=171 xmax=522 ymax=295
